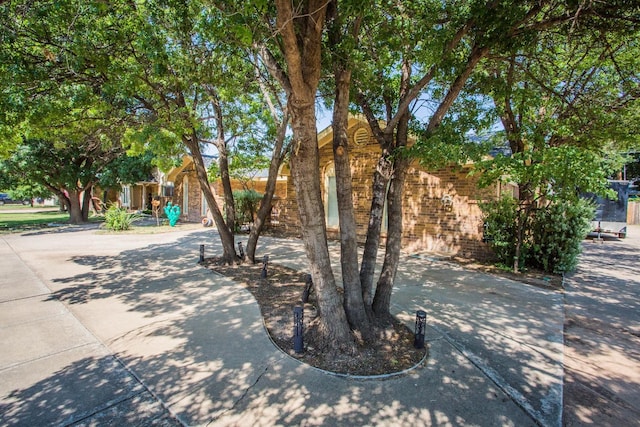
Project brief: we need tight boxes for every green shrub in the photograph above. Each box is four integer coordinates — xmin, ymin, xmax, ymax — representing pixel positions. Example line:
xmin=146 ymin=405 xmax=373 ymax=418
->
xmin=480 ymin=196 xmax=522 ymax=267
xmin=529 ymin=198 xmax=594 ymax=274
xmin=233 ymin=189 xmax=263 ymax=230
xmin=104 ymin=205 xmax=140 ymax=231
xmin=480 ymin=196 xmax=594 ymax=274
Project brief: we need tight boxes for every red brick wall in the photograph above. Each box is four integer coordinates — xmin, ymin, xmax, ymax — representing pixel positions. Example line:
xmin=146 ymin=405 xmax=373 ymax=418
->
xmin=279 ymin=123 xmax=495 ymax=260
xmin=173 ymin=170 xmax=289 ymax=224
xmin=401 ymin=164 xmax=494 ymax=259
xmin=173 ymin=173 xmax=203 ymax=223
xmin=170 ymin=130 xmax=496 ymax=260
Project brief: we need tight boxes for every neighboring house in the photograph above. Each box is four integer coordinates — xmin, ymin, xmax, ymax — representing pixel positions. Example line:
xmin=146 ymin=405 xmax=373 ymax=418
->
xmin=277 ymin=116 xmax=504 ymax=259
xmin=118 ymin=181 xmax=157 ymax=211
xmin=116 ymin=169 xmax=167 ymax=212
xmin=165 ymin=155 xmax=288 ymax=224
xmin=164 ymin=155 xmax=216 ymax=223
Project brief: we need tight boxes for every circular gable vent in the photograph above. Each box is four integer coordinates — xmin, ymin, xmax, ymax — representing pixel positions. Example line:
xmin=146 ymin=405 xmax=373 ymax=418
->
xmin=354 ymin=128 xmax=369 ymax=145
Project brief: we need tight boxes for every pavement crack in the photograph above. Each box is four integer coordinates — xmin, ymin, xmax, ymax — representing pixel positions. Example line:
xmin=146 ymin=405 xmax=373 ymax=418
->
xmin=234 ymin=365 xmax=269 ymax=408
xmin=0 ymin=342 xmax=96 ymax=373
xmin=0 ymin=292 xmax=52 ymax=304
xmin=569 ymin=375 xmax=640 ymax=416
xmin=208 ymin=364 xmax=270 ymax=425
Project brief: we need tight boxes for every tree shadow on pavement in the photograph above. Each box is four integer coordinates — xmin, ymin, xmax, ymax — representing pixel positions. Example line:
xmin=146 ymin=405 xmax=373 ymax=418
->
xmin=391 ymin=254 xmax=564 ymax=426
xmin=0 ymin=355 xmax=179 ymax=426
xmin=563 ymin=237 xmax=640 ymax=426
xmin=5 ymin=230 xmax=538 ymax=426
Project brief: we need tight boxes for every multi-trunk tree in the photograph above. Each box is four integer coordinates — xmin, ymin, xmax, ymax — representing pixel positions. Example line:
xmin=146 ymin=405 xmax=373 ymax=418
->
xmin=259 ymin=0 xmax=640 ymax=352
xmin=2 ymin=0 xmax=638 ymax=355
xmin=111 ymin=1 xmax=246 ymax=263
xmin=264 ymin=0 xmax=356 ymax=350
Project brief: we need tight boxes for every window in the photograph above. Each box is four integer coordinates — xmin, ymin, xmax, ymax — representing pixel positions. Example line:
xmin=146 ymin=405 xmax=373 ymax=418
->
xmin=120 ymin=185 xmax=131 ymax=207
xmin=324 ymin=163 xmax=388 ymax=233
xmin=325 ymin=164 xmax=339 ymax=228
xmin=163 ymin=184 xmax=174 ymax=197
xmin=201 ymin=190 xmax=209 ymax=216
xmin=182 ymin=176 xmax=189 ymax=215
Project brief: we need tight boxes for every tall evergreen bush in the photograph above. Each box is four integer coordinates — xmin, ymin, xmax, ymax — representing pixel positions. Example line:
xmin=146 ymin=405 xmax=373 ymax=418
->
xmin=530 ymin=198 xmax=594 ymax=273
xmin=480 ymin=196 xmax=594 ymax=274
xmin=480 ymin=196 xmax=521 ymax=268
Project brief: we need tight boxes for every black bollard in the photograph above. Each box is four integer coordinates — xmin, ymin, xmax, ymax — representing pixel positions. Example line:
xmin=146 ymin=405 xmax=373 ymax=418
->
xmin=199 ymin=244 xmax=205 ymax=263
xmin=414 ymin=310 xmax=427 ymax=349
xmin=293 ymin=306 xmax=304 ymax=354
xmin=238 ymin=242 xmax=245 ymax=260
xmin=302 ymin=273 xmax=313 ymax=303
xmin=261 ymin=255 xmax=269 ymax=279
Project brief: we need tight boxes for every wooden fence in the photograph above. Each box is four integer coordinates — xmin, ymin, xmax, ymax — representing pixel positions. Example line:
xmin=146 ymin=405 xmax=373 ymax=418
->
xmin=628 ymin=201 xmax=640 ymax=225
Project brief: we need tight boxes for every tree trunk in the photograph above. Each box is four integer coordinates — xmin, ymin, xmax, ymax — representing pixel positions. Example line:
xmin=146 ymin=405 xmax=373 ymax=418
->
xmin=497 ymin=80 xmax=530 ymax=274
xmin=184 ymin=135 xmax=237 ymax=264
xmin=81 ymin=187 xmax=93 ymax=222
xmin=274 ymin=0 xmax=353 ymax=352
xmin=216 ymin=139 xmax=236 ymax=233
xmin=356 ymin=84 xmax=396 ymax=313
xmin=289 ymin=99 xmax=354 ymax=352
xmin=246 ymin=116 xmax=288 ymax=263
xmin=332 ymin=66 xmax=371 ymax=337
xmin=372 ymin=112 xmax=410 ymax=320
xmin=49 ymin=187 xmax=68 ymax=212
xmin=66 ymin=189 xmax=84 ymax=224
xmin=176 ymin=88 xmax=237 ymax=263
xmin=372 ymin=156 xmax=408 ymax=321
xmin=514 ymin=184 xmax=535 ymax=273
xmin=359 ymin=148 xmax=392 ymax=309
xmin=210 ymin=94 xmax=236 ymax=234
xmin=246 ymin=178 xmax=275 ymax=263
xmin=246 ymin=163 xmax=278 ymax=263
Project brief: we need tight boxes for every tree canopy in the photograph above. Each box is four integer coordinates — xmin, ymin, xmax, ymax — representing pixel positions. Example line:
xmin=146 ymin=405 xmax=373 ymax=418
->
xmin=1 ymin=0 xmax=638 ymax=353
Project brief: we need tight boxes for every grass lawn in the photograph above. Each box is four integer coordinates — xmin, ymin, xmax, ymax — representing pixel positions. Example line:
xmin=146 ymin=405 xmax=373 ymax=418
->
xmin=0 ymin=206 xmax=200 ymax=234
xmin=0 ymin=208 xmax=71 ymax=231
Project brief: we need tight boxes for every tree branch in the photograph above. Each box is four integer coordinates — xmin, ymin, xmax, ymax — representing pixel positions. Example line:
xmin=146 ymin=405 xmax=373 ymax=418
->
xmin=257 ymin=44 xmax=292 ymax=96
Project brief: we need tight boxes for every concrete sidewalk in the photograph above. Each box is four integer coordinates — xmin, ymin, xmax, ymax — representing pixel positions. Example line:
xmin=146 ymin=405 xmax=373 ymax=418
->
xmin=0 ymin=226 xmax=181 ymax=426
xmin=0 ymin=226 xmax=563 ymax=426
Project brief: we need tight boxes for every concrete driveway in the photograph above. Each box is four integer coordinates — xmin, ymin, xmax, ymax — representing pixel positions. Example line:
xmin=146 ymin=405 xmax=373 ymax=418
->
xmin=1 ymin=223 xmax=565 ymax=426
xmin=563 ymin=226 xmax=640 ymax=426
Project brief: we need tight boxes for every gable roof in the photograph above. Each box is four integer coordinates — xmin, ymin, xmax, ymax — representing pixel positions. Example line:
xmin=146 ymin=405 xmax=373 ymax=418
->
xmin=166 ymin=154 xmax=217 ymax=182
xmin=317 ymin=114 xmax=379 ymax=149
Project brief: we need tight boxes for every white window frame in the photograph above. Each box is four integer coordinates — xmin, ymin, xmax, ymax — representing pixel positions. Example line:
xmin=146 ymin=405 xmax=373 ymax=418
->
xmin=120 ymin=185 xmax=131 ymax=208
xmin=182 ymin=175 xmax=189 ymax=215
xmin=201 ymin=190 xmax=209 ymax=216
xmin=324 ymin=164 xmax=339 ymax=228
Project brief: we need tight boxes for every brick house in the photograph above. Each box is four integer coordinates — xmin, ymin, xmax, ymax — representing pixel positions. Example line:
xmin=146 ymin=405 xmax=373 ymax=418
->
xmin=165 ymin=155 xmax=213 ymax=223
xmin=99 ymin=170 xmax=164 ymax=212
xmin=166 ymin=155 xmax=288 ymax=224
xmin=167 ymin=116 xmax=504 ymax=259
xmin=278 ymin=116 xmax=499 ymax=259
